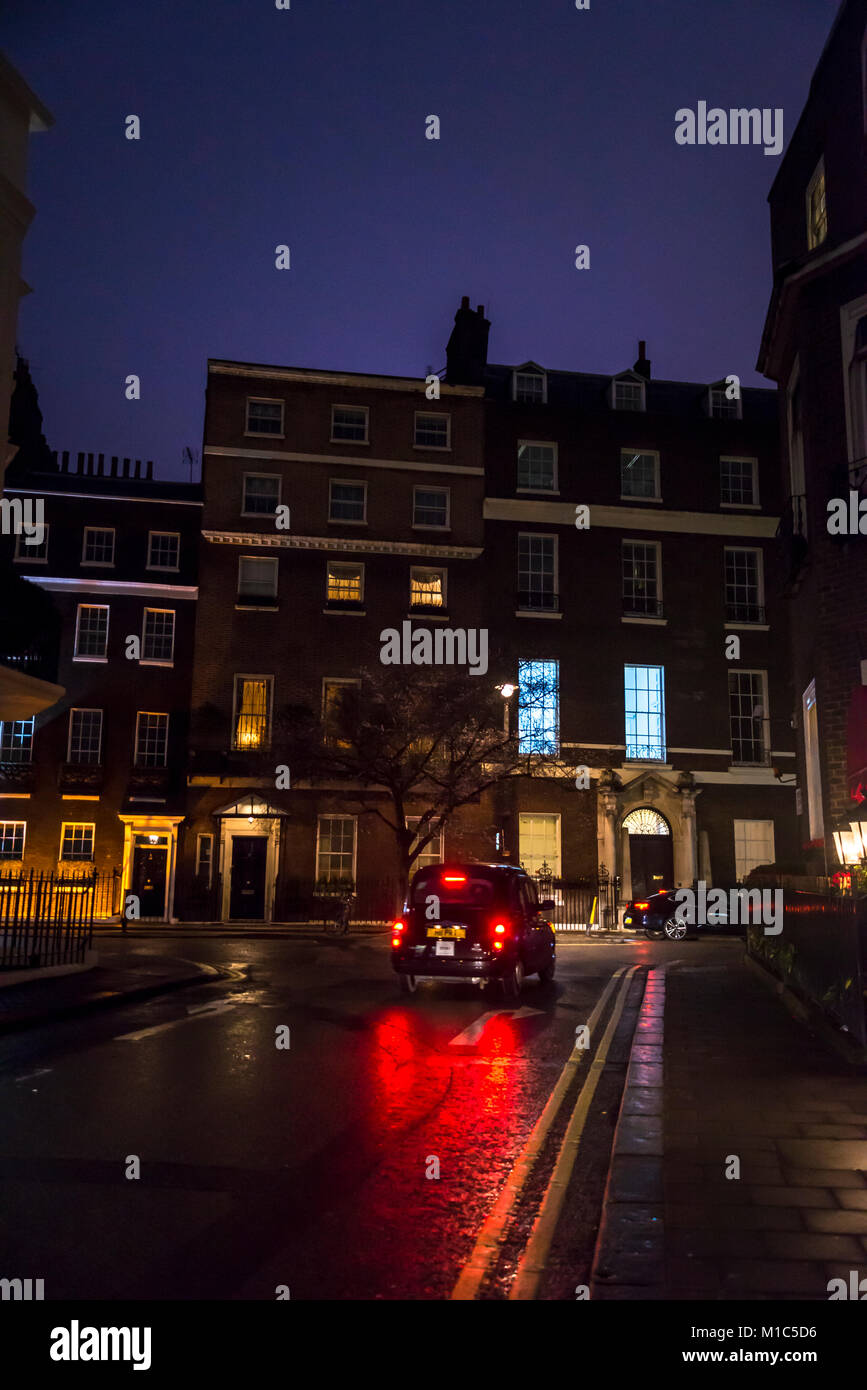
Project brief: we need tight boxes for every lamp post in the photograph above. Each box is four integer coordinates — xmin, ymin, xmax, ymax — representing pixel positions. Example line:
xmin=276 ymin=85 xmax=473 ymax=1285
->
xmin=832 ymin=806 xmax=867 ymax=892
xmin=496 ymin=682 xmax=515 ymax=735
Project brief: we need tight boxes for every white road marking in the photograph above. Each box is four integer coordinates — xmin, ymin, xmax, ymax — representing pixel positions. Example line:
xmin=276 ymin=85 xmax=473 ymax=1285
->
xmin=448 ymin=1005 xmax=544 ymax=1047
xmin=114 ymin=999 xmax=242 ymax=1041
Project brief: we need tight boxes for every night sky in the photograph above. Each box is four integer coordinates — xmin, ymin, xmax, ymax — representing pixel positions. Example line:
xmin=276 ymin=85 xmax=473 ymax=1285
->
xmin=6 ymin=0 xmax=839 ymax=480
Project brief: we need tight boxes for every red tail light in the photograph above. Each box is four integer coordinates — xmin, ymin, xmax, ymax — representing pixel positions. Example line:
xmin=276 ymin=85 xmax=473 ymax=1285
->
xmin=493 ymin=940 xmax=504 ymax=951
xmin=634 ymin=901 xmax=650 ymax=910
xmin=391 ymin=920 xmax=404 ymax=948
xmin=442 ymin=874 xmax=467 ymax=885
xmin=392 ymin=920 xmax=405 ymax=931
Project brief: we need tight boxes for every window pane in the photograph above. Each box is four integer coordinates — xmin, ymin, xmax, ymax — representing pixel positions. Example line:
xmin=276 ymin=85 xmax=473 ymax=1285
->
xmin=69 ymin=710 xmax=102 ymax=764
xmin=620 ymin=451 xmax=658 ymax=498
xmin=243 ymin=476 xmax=280 ymax=513
xmin=413 ymin=488 xmax=448 ymax=527
xmin=75 ymin=606 xmax=109 ymax=658
xmin=233 ymin=679 xmax=270 ymax=750
xmin=729 ymin=671 xmax=766 ymax=764
xmin=720 ymin=458 xmax=755 ymax=505
xmin=238 ymin=558 xmax=278 ymax=597
xmin=135 ymin=713 xmax=169 ymax=766
xmin=515 ymin=373 xmax=544 ymax=403
xmin=410 ymin=569 xmax=444 ymax=608
xmin=734 ymin=819 xmax=775 ymax=880
xmin=518 ymin=813 xmax=560 ymax=875
xmin=148 ymin=532 xmax=180 ymax=568
xmin=622 ymin=542 xmax=660 ymax=615
xmin=331 ymin=407 xmax=367 ymax=441
xmin=517 ymin=535 xmax=556 ymax=610
xmin=518 ymin=659 xmax=559 ymax=754
xmin=83 ymin=528 xmax=115 ymax=564
xmin=142 ymin=610 xmax=175 ymax=661
xmin=614 ymin=381 xmax=643 ymax=411
xmin=517 ymin=444 xmax=556 ymax=490
xmin=247 ymin=400 xmax=283 ymax=434
xmin=724 ymin=549 xmax=761 ymax=622
xmin=624 ymin=664 xmax=666 ymax=760
xmin=61 ymin=823 xmax=94 ymax=861
xmin=329 ymin=483 xmax=365 ymax=521
xmin=327 ymin=564 xmax=363 ymax=602
xmin=415 ymin=414 xmax=449 ymax=447
xmin=0 ymin=719 xmax=34 ymax=764
xmin=316 ymin=816 xmax=356 ymax=881
xmin=0 ymin=821 xmax=25 ymax=860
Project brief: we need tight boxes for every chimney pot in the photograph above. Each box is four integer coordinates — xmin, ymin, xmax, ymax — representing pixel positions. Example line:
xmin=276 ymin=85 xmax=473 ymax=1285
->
xmin=476 ymin=304 xmax=484 ymax=315
xmin=122 ymin=458 xmax=130 ymax=477
xmin=146 ymin=460 xmax=153 ymax=479
xmin=134 ymin=460 xmax=141 ymax=478
xmin=110 ymin=456 xmax=118 ymax=477
xmin=61 ymin=450 xmax=69 ymax=473
xmin=460 ymin=295 xmax=470 ymax=309
xmin=76 ymin=452 xmax=85 ymax=475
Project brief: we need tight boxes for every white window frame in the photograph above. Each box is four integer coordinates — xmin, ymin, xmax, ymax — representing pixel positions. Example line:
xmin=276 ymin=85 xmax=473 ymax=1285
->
xmin=406 ymin=816 xmax=444 ymax=868
xmin=326 ymin=560 xmax=365 ymax=604
xmin=412 ymin=485 xmax=450 ymax=530
xmin=840 ymin=293 xmax=867 ymax=469
xmin=146 ymin=531 xmax=180 ymax=571
xmin=805 ymin=156 xmax=828 ymax=251
xmin=140 ymin=608 xmax=176 ymax=666
xmin=610 ymin=374 xmax=646 ymax=412
xmin=512 ymin=369 xmax=547 ymax=404
xmin=720 ymin=455 xmax=760 ymax=509
xmin=413 ymin=411 xmax=451 ymax=450
xmin=196 ymin=832 xmax=214 ymax=888
xmin=242 ymin=473 xmax=282 ymax=517
xmin=14 ymin=524 xmax=48 ymax=563
xmin=0 ymin=820 xmax=26 ymax=861
xmin=330 ymin=404 xmax=369 ymax=444
xmin=624 ymin=663 xmax=667 ymax=763
xmin=244 ymin=397 xmax=285 ymax=438
xmin=622 ymin=539 xmax=662 ymax=616
xmin=517 ymin=532 xmax=558 ymax=611
xmin=81 ymin=526 xmax=115 ymax=568
xmin=517 ymin=440 xmax=559 ymax=493
xmin=134 ymin=711 xmax=169 ymax=767
xmin=237 ymin=555 xmax=279 ymax=600
xmin=802 ymin=679 xmax=824 ymax=841
xmin=73 ymin=604 xmax=110 ymax=662
xmin=315 ymin=814 xmax=358 ymax=883
xmin=723 ymin=546 xmax=765 ymax=624
xmin=67 ymin=708 xmax=103 ymax=764
xmin=518 ymin=812 xmax=562 ymax=877
xmin=728 ymin=668 xmax=769 ymax=767
xmin=733 ymin=819 xmax=776 ymax=883
xmin=409 ymin=565 xmax=447 ymax=610
xmin=0 ymin=718 xmax=35 ymax=764
xmin=232 ymin=675 xmax=274 ymax=752
xmin=328 ymin=478 xmax=368 ymax=524
xmin=620 ymin=448 xmax=661 ymax=502
xmin=708 ymin=384 xmax=743 ymax=421
xmin=59 ymin=822 xmax=95 ymax=863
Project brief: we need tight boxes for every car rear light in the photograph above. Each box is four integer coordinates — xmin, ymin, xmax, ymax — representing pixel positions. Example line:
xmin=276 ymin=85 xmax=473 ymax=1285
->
xmin=493 ymin=940 xmax=504 ymax=951
xmin=442 ymin=874 xmax=467 ymax=885
xmin=634 ymin=901 xmax=650 ymax=910
xmin=392 ymin=920 xmax=405 ymax=931
xmin=391 ymin=920 xmax=404 ymax=948
xmin=493 ymin=923 xmax=507 ymax=934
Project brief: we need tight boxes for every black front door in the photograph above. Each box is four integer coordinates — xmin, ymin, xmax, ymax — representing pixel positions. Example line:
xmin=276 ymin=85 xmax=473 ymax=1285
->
xmin=229 ymin=835 xmax=268 ymax=919
xmin=629 ymin=833 xmax=674 ymax=900
xmin=132 ymin=842 xmax=168 ymax=918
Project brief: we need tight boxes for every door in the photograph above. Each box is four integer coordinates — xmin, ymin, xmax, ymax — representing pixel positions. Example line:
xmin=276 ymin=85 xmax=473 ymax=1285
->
xmin=629 ymin=833 xmax=674 ymax=900
xmin=132 ymin=839 xmax=168 ymax=918
xmin=229 ymin=835 xmax=268 ymax=919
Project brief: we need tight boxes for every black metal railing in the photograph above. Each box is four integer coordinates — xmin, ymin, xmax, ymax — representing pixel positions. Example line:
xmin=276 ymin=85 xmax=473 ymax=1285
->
xmin=725 ymin=601 xmax=766 ymax=624
xmin=0 ymin=868 xmax=101 ymax=968
xmin=517 ymin=590 xmax=559 ymax=612
xmin=530 ymin=871 xmax=620 ymax=930
xmin=623 ymin=596 xmax=664 ymax=619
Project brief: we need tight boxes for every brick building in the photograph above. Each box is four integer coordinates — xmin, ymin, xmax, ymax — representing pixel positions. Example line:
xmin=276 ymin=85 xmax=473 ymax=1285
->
xmin=758 ymin=0 xmax=867 ymax=872
xmin=1 ymin=441 xmax=201 ymax=920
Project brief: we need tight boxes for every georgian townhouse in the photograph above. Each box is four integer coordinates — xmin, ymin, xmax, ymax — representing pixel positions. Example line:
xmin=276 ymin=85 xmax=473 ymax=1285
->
xmin=0 ymin=444 xmax=201 ymax=921
xmin=180 ymin=358 xmax=488 ymax=921
xmin=758 ymin=0 xmax=867 ymax=876
xmin=443 ymin=301 xmax=799 ymax=917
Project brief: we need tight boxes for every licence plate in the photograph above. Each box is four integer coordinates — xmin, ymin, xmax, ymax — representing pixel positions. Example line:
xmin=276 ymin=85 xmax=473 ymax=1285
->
xmin=434 ymin=939 xmax=455 ymax=956
xmin=426 ymin=926 xmax=466 ymax=939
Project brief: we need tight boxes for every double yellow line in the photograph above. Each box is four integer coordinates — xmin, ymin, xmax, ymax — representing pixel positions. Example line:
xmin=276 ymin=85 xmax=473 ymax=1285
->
xmin=451 ymin=965 xmax=639 ymax=1300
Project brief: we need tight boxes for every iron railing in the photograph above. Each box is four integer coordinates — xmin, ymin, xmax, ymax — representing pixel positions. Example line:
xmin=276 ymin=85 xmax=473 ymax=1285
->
xmin=0 ymin=868 xmax=101 ymax=968
xmin=516 ymin=590 xmax=559 ymax=612
xmin=725 ymin=601 xmax=766 ymax=625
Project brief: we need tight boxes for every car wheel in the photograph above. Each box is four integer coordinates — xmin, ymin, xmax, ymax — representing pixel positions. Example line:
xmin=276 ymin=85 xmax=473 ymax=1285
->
xmin=663 ymin=916 xmax=688 ymax=941
xmin=538 ymin=958 xmax=556 ymax=984
xmin=399 ymin=974 xmax=419 ymax=996
xmin=501 ymin=959 xmax=524 ymax=1000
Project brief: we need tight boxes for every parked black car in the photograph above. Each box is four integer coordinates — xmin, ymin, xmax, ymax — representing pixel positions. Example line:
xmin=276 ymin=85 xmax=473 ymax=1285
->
xmin=622 ymin=887 xmax=746 ymax=940
xmin=391 ymin=862 xmax=556 ymax=997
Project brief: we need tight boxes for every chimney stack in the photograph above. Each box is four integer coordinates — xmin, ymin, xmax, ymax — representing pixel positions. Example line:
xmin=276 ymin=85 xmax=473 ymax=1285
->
xmin=122 ymin=458 xmax=130 ymax=477
xmin=445 ymin=294 xmax=491 ymax=388
xmin=61 ymin=450 xmax=69 ymax=473
xmin=146 ymin=460 xmax=153 ymax=480
xmin=633 ymin=340 xmax=651 ymax=380
xmin=97 ymin=453 xmax=104 ymax=476
xmin=110 ymin=456 xmax=118 ymax=477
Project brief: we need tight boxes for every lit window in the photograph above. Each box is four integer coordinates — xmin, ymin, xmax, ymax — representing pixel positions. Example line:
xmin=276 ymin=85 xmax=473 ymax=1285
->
xmin=410 ymin=567 xmax=445 ymax=609
xmin=135 ymin=712 xmax=169 ymax=767
xmin=147 ymin=532 xmax=180 ymax=570
xmin=620 ymin=450 xmax=659 ymax=500
xmin=413 ymin=487 xmax=449 ymax=528
xmin=414 ymin=413 xmax=450 ymax=448
xmin=331 ymin=406 xmax=368 ymax=442
xmin=734 ymin=819 xmax=775 ymax=882
xmin=316 ymin=815 xmax=356 ymax=882
xmin=141 ymin=609 xmax=175 ymax=663
xmin=243 ymin=475 xmax=281 ymax=515
xmin=68 ymin=709 xmax=102 ymax=764
xmin=233 ymin=677 xmax=272 ymax=750
xmin=806 ymin=158 xmax=828 ymax=250
xmin=326 ymin=562 xmax=364 ymax=604
xmin=246 ymin=399 xmax=284 ymax=435
xmin=60 ymin=822 xmax=94 ymax=862
xmin=625 ymin=664 xmax=666 ymax=761
xmin=322 ymin=679 xmax=359 ymax=747
xmin=518 ymin=659 xmax=559 ymax=755
xmin=407 ymin=816 xmax=443 ymax=869
xmin=238 ymin=557 xmax=278 ymax=599
xmin=329 ymin=480 xmax=366 ymax=522
xmin=518 ymin=813 xmax=561 ymax=876
xmin=724 ymin=549 xmax=763 ymax=624
xmin=74 ymin=605 xmax=109 ymax=659
xmin=622 ymin=541 xmax=661 ymax=617
xmin=720 ymin=457 xmax=758 ymax=506
xmin=517 ymin=442 xmax=557 ymax=491
xmin=514 ymin=372 xmax=546 ymax=404
xmin=0 ymin=821 xmax=25 ymax=861
xmin=729 ymin=670 xmax=767 ymax=765
xmin=0 ymin=718 xmax=34 ymax=764
xmin=517 ymin=534 xmax=557 ymax=611
xmin=82 ymin=527 xmax=115 ymax=566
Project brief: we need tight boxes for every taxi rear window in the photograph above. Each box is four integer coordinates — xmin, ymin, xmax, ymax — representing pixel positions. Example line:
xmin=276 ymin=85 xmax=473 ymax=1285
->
xmin=411 ymin=873 xmax=496 ymax=907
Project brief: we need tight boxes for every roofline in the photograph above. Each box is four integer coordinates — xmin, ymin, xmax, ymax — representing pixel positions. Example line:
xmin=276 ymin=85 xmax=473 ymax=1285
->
xmin=488 ymin=363 xmax=776 ymax=395
xmin=207 ymin=360 xmax=483 ymax=397
xmin=0 ymin=52 xmax=54 ymax=131
xmin=765 ymin=0 xmax=849 ymax=202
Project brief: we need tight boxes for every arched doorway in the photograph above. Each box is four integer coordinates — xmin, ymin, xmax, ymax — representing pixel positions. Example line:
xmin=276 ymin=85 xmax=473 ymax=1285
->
xmin=622 ymin=807 xmax=673 ymax=899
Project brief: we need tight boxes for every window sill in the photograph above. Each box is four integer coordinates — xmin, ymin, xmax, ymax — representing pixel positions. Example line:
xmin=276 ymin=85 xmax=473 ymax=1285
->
xmin=235 ymin=602 xmax=279 ymax=611
xmin=146 ymin=566 xmax=180 ymax=574
xmin=72 ymin=656 xmax=108 ymax=664
xmin=406 ymin=611 xmax=450 ymax=622
xmin=516 ymin=488 xmax=559 ymax=496
xmin=412 ymin=444 xmax=451 ymax=452
xmin=80 ymin=562 xmax=115 ymax=569
xmin=327 ymin=519 xmax=368 ymax=526
xmin=515 ymin=610 xmax=563 ymax=620
xmin=622 ymin=616 xmax=667 ymax=626
xmin=719 ymin=502 xmax=760 ymax=511
xmin=330 ymin=437 xmax=370 ymax=447
xmin=411 ymin=524 xmax=451 ymax=532
xmin=13 ymin=557 xmax=47 ymax=564
xmin=139 ymin=659 xmax=175 ymax=667
xmin=240 ymin=512 xmax=280 ymax=520
xmin=624 ymin=760 xmax=671 ymax=769
xmin=244 ymin=431 xmax=285 ymax=440
xmin=724 ymin=622 xmax=770 ymax=631
xmin=620 ymin=495 xmax=663 ymax=505
xmin=323 ymin=607 xmax=366 ymax=616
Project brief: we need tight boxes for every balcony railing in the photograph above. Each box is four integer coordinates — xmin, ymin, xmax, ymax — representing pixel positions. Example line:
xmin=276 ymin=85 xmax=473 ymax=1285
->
xmin=725 ymin=601 xmax=766 ymax=625
xmin=623 ymin=596 xmax=664 ymax=619
xmin=625 ymin=742 xmax=667 ymax=762
xmin=57 ymin=762 xmax=104 ymax=793
xmin=517 ymin=590 xmax=559 ymax=613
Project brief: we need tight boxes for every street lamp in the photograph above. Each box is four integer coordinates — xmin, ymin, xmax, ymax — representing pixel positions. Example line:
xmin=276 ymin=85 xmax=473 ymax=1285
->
xmin=832 ymin=806 xmax=867 ymax=873
xmin=496 ymin=682 xmax=516 ymax=735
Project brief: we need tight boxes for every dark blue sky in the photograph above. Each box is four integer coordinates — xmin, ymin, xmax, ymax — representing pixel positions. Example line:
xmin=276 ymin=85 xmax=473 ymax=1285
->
xmin=7 ymin=0 xmax=839 ymax=479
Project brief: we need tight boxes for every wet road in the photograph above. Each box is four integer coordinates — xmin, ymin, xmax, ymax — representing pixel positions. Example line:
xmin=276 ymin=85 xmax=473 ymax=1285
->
xmin=0 ymin=933 xmax=743 ymax=1299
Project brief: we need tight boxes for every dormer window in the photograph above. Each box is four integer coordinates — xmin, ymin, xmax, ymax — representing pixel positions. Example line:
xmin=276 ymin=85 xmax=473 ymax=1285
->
xmin=806 ymin=158 xmax=827 ymax=251
xmin=708 ymin=384 xmax=742 ymax=420
xmin=512 ymin=365 xmax=547 ymax=404
xmin=610 ymin=373 xmax=645 ymax=412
